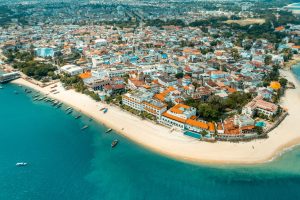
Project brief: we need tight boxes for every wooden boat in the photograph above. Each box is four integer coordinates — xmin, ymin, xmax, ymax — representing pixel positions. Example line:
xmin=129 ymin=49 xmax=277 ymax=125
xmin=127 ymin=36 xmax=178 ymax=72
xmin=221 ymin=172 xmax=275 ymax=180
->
xmin=65 ymin=107 xmax=72 ymax=111
xmin=111 ymin=139 xmax=118 ymax=148
xmin=81 ymin=125 xmax=89 ymax=130
xmin=106 ymin=128 xmax=112 ymax=133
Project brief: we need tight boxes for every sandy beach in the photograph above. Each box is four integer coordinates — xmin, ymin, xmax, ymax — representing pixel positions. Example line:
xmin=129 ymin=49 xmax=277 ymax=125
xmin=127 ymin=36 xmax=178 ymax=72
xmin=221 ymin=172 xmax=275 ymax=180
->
xmin=11 ymin=69 xmax=300 ymax=165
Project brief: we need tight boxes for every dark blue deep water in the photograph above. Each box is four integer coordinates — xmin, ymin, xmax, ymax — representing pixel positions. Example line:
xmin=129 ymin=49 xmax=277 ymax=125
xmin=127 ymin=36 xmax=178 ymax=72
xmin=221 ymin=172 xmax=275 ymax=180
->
xmin=1 ymin=64 xmax=300 ymax=200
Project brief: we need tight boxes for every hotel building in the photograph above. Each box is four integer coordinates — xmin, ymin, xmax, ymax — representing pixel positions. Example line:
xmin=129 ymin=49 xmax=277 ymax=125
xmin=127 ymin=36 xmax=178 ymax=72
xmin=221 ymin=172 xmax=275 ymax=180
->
xmin=242 ymin=96 xmax=278 ymax=118
xmin=159 ymin=104 xmax=215 ymax=133
xmin=122 ymin=91 xmax=167 ymax=118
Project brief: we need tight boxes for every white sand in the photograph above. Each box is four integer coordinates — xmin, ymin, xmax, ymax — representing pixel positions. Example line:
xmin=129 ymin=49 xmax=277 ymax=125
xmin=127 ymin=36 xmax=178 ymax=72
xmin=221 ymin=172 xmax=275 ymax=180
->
xmin=11 ymin=69 xmax=300 ymax=164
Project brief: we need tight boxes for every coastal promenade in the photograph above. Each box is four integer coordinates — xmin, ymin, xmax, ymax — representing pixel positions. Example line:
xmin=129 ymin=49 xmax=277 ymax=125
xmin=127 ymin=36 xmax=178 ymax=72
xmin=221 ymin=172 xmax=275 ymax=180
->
xmin=11 ymin=69 xmax=300 ymax=165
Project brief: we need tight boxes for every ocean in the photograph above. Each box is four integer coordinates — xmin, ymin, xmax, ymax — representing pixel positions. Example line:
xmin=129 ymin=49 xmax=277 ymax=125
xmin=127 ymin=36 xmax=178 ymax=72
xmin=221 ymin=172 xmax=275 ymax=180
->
xmin=1 ymin=65 xmax=300 ymax=200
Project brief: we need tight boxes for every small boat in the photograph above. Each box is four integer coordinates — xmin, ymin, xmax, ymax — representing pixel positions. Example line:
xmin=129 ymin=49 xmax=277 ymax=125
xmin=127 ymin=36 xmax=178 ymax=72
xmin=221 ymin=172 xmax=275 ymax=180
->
xmin=100 ymin=108 xmax=105 ymax=111
xmin=111 ymin=139 xmax=118 ymax=148
xmin=56 ymin=102 xmax=63 ymax=108
xmin=103 ymin=108 xmax=108 ymax=113
xmin=67 ymin=109 xmax=73 ymax=114
xmin=106 ymin=128 xmax=112 ymax=133
xmin=65 ymin=107 xmax=72 ymax=111
xmin=34 ymin=94 xmax=40 ymax=98
xmin=16 ymin=162 xmax=27 ymax=166
xmin=81 ymin=125 xmax=89 ymax=130
xmin=75 ymin=115 xmax=81 ymax=119
xmin=0 ymin=86 xmax=3 ymax=89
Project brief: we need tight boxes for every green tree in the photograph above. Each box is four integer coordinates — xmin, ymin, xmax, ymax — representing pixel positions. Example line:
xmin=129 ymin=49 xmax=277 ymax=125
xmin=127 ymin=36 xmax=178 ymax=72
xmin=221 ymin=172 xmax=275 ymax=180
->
xmin=264 ymin=55 xmax=272 ymax=65
xmin=175 ymin=72 xmax=184 ymax=79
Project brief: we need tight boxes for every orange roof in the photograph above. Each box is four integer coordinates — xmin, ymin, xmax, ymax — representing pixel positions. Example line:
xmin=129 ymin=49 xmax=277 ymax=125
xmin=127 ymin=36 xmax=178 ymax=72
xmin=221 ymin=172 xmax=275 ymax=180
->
xmin=152 ymin=79 xmax=159 ymax=84
xmin=270 ymin=81 xmax=281 ymax=90
xmin=292 ymin=46 xmax=300 ymax=49
xmin=142 ymin=85 xmax=151 ymax=89
xmin=186 ymin=119 xmax=209 ymax=130
xmin=226 ymin=87 xmax=237 ymax=93
xmin=208 ymin=122 xmax=215 ymax=132
xmin=79 ymin=72 xmax=91 ymax=79
xmin=190 ymin=115 xmax=197 ymax=120
xmin=169 ymin=104 xmax=190 ymax=114
xmin=183 ymin=86 xmax=189 ymax=90
xmin=167 ymin=86 xmax=175 ymax=91
xmin=162 ymin=112 xmax=186 ymax=123
xmin=154 ymin=94 xmax=165 ymax=101
xmin=275 ymin=26 xmax=285 ymax=31
xmin=154 ymin=86 xmax=176 ymax=102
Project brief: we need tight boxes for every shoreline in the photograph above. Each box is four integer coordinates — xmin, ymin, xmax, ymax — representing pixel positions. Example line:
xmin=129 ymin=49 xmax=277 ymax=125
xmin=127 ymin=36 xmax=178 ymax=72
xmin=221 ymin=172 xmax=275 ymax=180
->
xmin=10 ymin=68 xmax=300 ymax=165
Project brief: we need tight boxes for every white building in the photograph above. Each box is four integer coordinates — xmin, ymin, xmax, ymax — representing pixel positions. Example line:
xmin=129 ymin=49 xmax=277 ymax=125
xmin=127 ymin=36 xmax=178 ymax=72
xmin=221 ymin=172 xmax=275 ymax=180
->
xmin=122 ymin=91 xmax=153 ymax=111
xmin=159 ymin=104 xmax=196 ymax=129
xmin=95 ymin=38 xmax=107 ymax=47
xmin=60 ymin=64 xmax=83 ymax=76
xmin=242 ymin=96 xmax=278 ymax=118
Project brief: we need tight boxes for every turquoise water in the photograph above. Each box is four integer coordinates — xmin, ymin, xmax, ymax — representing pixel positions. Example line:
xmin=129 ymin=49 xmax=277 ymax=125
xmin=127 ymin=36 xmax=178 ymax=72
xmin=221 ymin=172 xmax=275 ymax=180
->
xmin=255 ymin=121 xmax=266 ymax=127
xmin=184 ymin=131 xmax=202 ymax=139
xmin=1 ymin=66 xmax=300 ymax=200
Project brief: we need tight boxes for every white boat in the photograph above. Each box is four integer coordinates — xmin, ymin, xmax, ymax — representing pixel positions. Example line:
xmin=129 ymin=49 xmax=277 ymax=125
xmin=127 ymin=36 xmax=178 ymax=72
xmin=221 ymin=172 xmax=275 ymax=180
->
xmin=16 ymin=162 xmax=27 ymax=166
xmin=106 ymin=128 xmax=112 ymax=133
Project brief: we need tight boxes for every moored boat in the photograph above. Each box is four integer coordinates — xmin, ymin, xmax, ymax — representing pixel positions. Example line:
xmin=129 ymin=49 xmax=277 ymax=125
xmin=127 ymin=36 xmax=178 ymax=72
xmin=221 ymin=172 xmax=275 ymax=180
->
xmin=81 ymin=125 xmax=89 ymax=130
xmin=103 ymin=108 xmax=108 ymax=113
xmin=75 ymin=115 xmax=81 ymax=119
xmin=65 ymin=107 xmax=72 ymax=111
xmin=111 ymin=139 xmax=118 ymax=148
xmin=16 ymin=162 xmax=27 ymax=166
xmin=56 ymin=102 xmax=63 ymax=108
xmin=106 ymin=128 xmax=112 ymax=133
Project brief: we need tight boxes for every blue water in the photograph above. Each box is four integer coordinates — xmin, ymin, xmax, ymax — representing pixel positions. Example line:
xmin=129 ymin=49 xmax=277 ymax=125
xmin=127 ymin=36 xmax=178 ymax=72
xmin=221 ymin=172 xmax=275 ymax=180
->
xmin=184 ymin=131 xmax=202 ymax=139
xmin=1 ymin=65 xmax=300 ymax=200
xmin=255 ymin=121 xmax=266 ymax=127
